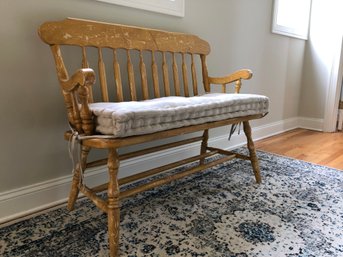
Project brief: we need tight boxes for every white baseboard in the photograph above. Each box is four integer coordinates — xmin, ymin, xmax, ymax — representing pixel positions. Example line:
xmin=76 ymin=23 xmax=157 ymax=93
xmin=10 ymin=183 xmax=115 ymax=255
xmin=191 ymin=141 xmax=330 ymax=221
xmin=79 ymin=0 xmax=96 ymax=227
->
xmin=0 ymin=116 xmax=321 ymax=224
xmin=298 ymin=116 xmax=324 ymax=131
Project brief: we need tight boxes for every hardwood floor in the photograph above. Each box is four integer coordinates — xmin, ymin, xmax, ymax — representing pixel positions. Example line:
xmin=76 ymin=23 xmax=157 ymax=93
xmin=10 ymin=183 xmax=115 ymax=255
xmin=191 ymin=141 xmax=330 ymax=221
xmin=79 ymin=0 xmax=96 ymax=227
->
xmin=255 ymin=128 xmax=343 ymax=170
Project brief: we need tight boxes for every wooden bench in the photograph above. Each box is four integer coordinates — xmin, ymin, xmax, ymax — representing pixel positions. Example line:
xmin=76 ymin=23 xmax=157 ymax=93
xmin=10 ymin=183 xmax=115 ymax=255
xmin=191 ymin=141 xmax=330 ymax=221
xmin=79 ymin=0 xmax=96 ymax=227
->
xmin=38 ymin=18 xmax=269 ymax=257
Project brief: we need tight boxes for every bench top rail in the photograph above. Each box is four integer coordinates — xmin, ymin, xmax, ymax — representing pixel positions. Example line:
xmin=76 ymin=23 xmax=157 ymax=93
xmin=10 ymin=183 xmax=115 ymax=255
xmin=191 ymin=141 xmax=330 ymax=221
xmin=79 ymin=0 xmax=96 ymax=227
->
xmin=39 ymin=18 xmax=210 ymax=54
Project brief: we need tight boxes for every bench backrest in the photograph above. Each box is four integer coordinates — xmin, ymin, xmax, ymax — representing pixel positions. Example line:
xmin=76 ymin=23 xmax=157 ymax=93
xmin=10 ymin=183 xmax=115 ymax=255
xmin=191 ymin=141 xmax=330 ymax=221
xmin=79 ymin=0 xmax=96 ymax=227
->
xmin=39 ymin=18 xmax=211 ymax=105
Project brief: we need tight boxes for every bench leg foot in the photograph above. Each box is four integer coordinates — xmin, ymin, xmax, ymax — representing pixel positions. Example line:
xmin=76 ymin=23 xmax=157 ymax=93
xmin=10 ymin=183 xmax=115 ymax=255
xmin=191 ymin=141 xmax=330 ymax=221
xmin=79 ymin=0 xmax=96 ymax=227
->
xmin=68 ymin=146 xmax=90 ymax=210
xmin=107 ymin=148 xmax=120 ymax=257
xmin=243 ymin=121 xmax=262 ymax=184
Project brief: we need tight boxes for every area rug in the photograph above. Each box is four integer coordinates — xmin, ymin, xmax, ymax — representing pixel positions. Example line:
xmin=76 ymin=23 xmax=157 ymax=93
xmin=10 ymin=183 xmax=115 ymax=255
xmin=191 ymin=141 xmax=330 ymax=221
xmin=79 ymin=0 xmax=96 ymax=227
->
xmin=1 ymin=149 xmax=342 ymax=257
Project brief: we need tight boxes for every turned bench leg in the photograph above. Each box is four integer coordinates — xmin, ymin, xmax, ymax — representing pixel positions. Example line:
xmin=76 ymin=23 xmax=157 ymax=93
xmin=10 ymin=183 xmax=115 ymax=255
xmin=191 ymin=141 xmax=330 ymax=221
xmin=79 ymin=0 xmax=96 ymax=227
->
xmin=243 ymin=121 xmax=262 ymax=184
xmin=107 ymin=148 xmax=121 ymax=257
xmin=68 ymin=146 xmax=90 ymax=210
xmin=200 ymin=129 xmax=209 ymax=164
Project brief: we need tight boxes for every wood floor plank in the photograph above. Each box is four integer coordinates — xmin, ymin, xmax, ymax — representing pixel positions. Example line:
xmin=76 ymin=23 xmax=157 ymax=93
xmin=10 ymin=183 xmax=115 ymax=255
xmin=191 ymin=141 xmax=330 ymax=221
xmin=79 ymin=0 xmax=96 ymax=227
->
xmin=255 ymin=128 xmax=343 ymax=170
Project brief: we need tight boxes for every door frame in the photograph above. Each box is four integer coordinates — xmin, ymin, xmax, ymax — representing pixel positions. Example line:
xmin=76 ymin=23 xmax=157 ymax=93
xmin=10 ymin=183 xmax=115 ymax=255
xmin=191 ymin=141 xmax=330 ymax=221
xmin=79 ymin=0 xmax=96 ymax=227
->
xmin=323 ymin=35 xmax=343 ymax=132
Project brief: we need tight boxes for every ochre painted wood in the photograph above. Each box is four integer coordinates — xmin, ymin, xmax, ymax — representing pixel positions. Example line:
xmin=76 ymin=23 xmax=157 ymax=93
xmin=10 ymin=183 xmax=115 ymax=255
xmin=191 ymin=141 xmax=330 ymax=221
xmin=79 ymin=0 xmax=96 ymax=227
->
xmin=209 ymin=69 xmax=252 ymax=93
xmin=55 ymin=66 xmax=95 ymax=132
xmin=172 ymin=52 xmax=181 ymax=96
xmin=162 ymin=52 xmax=171 ymax=96
xmin=118 ymin=150 xmax=219 ymax=193
xmin=78 ymin=85 xmax=94 ymax=135
xmin=151 ymin=51 xmax=160 ymax=98
xmin=81 ymin=47 xmax=93 ymax=103
xmin=119 ymin=136 xmax=203 ymax=161
xmin=201 ymin=55 xmax=210 ymax=92
xmin=120 ymin=153 xmax=236 ymax=199
xmin=208 ymin=69 xmax=252 ymax=84
xmin=235 ymin=80 xmax=242 ymax=93
xmin=39 ymin=18 xmax=210 ymax=55
xmin=222 ymin=84 xmax=226 ymax=93
xmin=81 ymin=47 xmax=89 ymax=69
xmin=113 ymin=49 xmax=124 ymax=102
xmin=127 ymin=50 xmax=136 ymax=101
xmin=200 ymin=129 xmax=209 ymax=164
xmin=98 ymin=48 xmax=109 ymax=102
xmin=71 ymin=92 xmax=82 ymax=132
xmin=68 ymin=146 xmax=90 ymax=210
xmin=85 ymin=136 xmax=204 ymax=173
xmin=38 ymin=18 xmax=266 ymax=257
xmin=107 ymin=148 xmax=120 ymax=257
xmin=80 ymin=185 xmax=108 ymax=213
xmin=139 ymin=51 xmax=149 ymax=100
xmin=50 ymin=45 xmax=68 ymax=81
xmin=243 ymin=121 xmax=261 ymax=183
xmin=208 ymin=69 xmax=252 ymax=94
xmin=59 ymin=68 xmax=95 ymax=93
xmin=182 ymin=53 xmax=189 ymax=97
xmin=191 ymin=54 xmax=198 ymax=96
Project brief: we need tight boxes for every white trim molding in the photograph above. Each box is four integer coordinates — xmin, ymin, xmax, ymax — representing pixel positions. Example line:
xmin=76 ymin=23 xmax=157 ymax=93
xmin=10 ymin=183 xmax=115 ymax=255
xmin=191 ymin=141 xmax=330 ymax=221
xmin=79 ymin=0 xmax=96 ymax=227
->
xmin=96 ymin=0 xmax=185 ymax=17
xmin=272 ymin=0 xmax=312 ymax=40
xmin=298 ymin=116 xmax=324 ymax=131
xmin=0 ymin=117 xmax=322 ymax=225
xmin=323 ymin=35 xmax=343 ymax=132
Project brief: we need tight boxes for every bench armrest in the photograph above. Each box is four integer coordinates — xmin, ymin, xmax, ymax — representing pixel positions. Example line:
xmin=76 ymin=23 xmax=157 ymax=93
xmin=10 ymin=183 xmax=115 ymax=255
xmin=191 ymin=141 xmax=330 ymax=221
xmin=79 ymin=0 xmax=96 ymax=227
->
xmin=61 ymin=68 xmax=96 ymax=92
xmin=208 ymin=69 xmax=252 ymax=93
xmin=59 ymin=68 xmax=96 ymax=135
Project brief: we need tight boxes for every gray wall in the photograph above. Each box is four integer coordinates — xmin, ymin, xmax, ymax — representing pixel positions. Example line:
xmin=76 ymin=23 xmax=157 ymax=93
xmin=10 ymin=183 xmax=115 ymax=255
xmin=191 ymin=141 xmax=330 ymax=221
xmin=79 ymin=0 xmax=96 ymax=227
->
xmin=0 ymin=0 xmax=305 ymax=193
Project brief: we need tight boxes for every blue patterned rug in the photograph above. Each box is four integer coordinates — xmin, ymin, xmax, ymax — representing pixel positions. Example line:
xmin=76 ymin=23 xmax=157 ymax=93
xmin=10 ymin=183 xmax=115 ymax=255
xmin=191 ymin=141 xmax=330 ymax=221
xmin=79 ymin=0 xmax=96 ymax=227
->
xmin=1 ymin=149 xmax=343 ymax=257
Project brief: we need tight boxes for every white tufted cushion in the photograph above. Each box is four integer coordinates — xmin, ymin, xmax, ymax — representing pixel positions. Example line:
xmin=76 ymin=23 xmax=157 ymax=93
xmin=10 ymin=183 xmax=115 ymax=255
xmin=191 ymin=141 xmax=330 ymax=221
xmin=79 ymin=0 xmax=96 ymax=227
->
xmin=89 ymin=93 xmax=269 ymax=137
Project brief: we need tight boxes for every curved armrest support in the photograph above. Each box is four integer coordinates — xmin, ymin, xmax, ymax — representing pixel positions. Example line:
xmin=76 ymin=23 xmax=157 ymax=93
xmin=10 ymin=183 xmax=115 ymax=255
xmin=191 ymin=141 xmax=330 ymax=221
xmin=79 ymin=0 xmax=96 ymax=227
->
xmin=208 ymin=69 xmax=252 ymax=93
xmin=61 ymin=68 xmax=96 ymax=92
xmin=208 ymin=69 xmax=252 ymax=85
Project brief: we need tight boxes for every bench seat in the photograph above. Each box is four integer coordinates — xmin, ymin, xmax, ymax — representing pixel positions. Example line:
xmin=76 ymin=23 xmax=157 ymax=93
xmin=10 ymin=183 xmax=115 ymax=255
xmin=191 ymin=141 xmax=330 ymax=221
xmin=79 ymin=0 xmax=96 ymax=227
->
xmin=91 ymin=93 xmax=269 ymax=137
